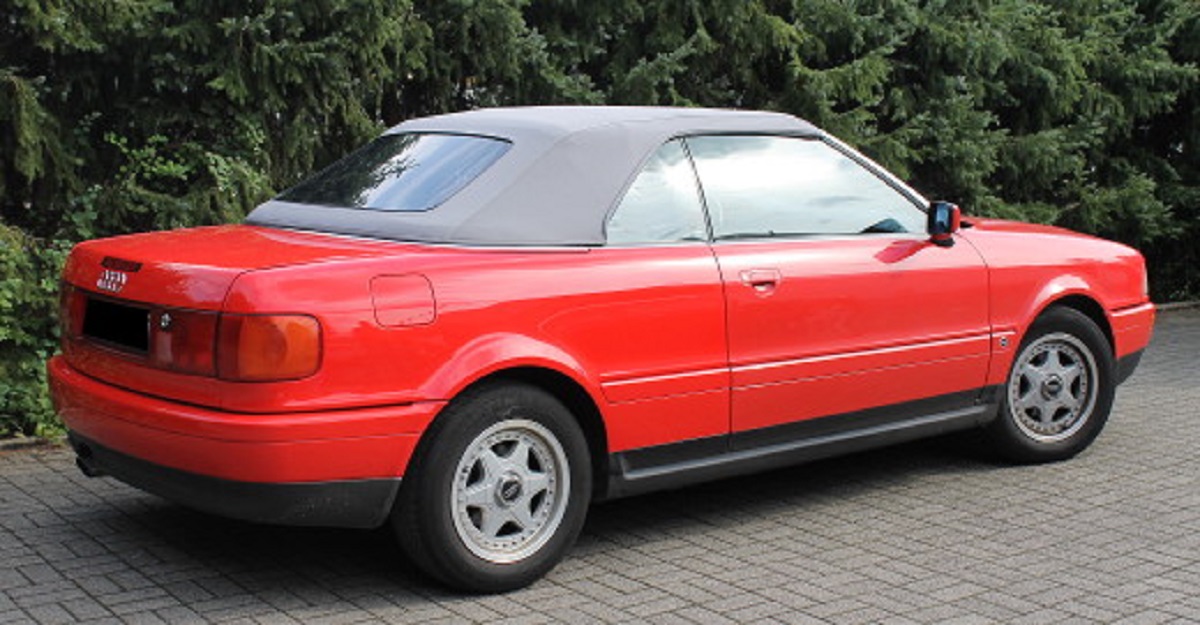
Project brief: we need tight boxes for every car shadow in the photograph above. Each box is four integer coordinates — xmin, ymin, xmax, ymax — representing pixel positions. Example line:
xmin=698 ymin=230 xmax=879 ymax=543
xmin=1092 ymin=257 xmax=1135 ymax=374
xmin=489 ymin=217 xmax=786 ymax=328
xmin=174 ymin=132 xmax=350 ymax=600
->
xmin=53 ymin=433 xmax=1004 ymax=606
xmin=581 ymin=432 xmax=1000 ymax=539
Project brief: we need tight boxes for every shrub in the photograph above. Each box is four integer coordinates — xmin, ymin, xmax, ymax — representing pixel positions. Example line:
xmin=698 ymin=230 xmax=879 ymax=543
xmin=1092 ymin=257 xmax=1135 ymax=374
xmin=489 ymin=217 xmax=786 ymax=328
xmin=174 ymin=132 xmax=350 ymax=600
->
xmin=0 ymin=224 xmax=67 ymax=437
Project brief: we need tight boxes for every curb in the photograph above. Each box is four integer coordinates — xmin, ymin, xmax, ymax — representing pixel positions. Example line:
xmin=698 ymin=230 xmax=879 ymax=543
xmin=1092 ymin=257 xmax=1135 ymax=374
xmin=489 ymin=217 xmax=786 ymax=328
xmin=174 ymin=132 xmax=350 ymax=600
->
xmin=0 ymin=436 xmax=65 ymax=452
xmin=1157 ymin=301 xmax=1199 ymax=312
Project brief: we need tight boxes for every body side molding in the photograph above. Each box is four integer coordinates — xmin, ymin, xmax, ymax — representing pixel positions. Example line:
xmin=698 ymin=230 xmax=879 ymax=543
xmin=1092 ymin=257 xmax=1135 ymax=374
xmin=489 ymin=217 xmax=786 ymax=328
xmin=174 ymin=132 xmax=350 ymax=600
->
xmin=605 ymin=387 xmax=1000 ymax=500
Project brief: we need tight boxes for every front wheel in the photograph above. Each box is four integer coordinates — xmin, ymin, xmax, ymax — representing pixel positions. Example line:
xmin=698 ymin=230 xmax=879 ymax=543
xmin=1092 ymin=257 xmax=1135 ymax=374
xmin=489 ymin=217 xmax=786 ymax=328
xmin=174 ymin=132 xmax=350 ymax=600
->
xmin=392 ymin=383 xmax=591 ymax=592
xmin=984 ymin=307 xmax=1115 ymax=463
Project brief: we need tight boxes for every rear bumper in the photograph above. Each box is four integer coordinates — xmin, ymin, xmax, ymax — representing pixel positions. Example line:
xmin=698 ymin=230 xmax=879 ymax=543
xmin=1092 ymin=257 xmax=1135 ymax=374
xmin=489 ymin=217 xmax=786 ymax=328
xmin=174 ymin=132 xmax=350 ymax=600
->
xmin=70 ymin=432 xmax=399 ymax=528
xmin=49 ymin=356 xmax=445 ymax=528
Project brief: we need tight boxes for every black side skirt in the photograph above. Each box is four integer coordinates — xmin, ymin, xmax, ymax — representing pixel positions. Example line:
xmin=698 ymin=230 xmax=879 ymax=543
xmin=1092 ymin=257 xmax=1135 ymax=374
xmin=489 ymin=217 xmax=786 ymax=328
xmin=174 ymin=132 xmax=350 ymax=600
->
xmin=605 ymin=387 xmax=1000 ymax=500
xmin=69 ymin=433 xmax=401 ymax=529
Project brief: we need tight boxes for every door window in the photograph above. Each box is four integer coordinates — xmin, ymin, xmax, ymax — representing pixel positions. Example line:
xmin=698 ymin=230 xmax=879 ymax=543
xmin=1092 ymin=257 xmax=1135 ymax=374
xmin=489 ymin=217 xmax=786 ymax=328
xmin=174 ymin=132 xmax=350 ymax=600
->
xmin=606 ymin=140 xmax=708 ymax=245
xmin=686 ymin=136 xmax=925 ymax=239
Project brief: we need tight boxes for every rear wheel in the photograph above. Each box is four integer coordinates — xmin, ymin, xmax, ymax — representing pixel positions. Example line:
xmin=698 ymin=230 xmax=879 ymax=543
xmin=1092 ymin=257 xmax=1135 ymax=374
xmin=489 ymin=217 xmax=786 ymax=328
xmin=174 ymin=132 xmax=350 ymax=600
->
xmin=985 ymin=307 xmax=1115 ymax=463
xmin=393 ymin=383 xmax=591 ymax=592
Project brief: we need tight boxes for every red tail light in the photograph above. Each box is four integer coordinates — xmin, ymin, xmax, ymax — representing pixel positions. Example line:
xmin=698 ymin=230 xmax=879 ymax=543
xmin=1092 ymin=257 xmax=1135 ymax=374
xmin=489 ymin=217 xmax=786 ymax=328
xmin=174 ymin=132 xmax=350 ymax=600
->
xmin=61 ymin=285 xmax=322 ymax=382
xmin=151 ymin=309 xmax=218 ymax=376
xmin=59 ymin=283 xmax=87 ymax=343
xmin=217 ymin=314 xmax=321 ymax=382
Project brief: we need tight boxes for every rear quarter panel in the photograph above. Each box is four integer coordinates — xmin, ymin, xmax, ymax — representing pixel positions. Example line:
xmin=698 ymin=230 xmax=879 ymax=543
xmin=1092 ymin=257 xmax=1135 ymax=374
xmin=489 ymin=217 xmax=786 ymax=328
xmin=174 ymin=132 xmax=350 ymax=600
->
xmin=221 ymin=243 xmax=729 ymax=453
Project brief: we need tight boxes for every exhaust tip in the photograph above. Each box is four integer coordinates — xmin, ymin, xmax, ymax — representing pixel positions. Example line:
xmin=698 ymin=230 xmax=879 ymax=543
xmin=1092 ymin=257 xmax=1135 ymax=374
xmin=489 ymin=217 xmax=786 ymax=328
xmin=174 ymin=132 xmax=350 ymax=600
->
xmin=76 ymin=456 xmax=106 ymax=478
xmin=72 ymin=442 xmax=106 ymax=478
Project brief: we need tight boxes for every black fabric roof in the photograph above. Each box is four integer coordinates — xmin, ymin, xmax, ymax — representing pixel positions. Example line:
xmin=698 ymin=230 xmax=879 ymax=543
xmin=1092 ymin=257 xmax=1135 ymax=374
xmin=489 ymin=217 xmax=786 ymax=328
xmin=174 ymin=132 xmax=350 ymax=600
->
xmin=247 ymin=106 xmax=822 ymax=245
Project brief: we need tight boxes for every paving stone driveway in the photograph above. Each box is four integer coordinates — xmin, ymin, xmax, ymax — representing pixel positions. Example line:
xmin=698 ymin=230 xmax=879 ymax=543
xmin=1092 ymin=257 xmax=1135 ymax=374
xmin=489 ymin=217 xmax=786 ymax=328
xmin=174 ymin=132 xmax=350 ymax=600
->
xmin=2 ymin=309 xmax=1198 ymax=625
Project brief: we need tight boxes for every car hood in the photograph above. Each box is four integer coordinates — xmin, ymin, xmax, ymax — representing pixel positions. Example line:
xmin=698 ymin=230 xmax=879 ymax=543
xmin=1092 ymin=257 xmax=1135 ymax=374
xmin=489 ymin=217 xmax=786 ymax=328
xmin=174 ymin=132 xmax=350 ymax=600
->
xmin=962 ymin=217 xmax=1097 ymax=239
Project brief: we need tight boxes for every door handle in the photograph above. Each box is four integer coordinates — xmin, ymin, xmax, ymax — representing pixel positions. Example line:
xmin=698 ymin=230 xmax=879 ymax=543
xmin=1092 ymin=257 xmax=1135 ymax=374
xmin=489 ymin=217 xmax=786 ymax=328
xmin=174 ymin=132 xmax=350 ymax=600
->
xmin=739 ymin=269 xmax=782 ymax=292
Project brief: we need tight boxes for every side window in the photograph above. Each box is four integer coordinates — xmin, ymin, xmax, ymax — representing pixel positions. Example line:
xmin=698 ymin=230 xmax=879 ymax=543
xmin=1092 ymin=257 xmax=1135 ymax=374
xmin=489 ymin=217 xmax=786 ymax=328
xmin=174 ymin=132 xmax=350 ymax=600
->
xmin=686 ymin=135 xmax=925 ymax=239
xmin=606 ymin=140 xmax=708 ymax=245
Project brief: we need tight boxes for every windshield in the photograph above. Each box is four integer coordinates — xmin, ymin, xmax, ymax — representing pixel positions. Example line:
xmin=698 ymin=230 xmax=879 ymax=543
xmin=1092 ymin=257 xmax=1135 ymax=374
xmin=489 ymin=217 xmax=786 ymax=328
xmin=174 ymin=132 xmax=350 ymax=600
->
xmin=276 ymin=133 xmax=511 ymax=212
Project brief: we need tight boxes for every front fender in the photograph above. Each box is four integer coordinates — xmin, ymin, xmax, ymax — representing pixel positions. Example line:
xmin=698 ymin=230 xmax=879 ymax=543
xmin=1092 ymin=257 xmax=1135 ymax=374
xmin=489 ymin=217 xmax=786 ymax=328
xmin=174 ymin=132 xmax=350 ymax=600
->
xmin=985 ymin=274 xmax=1118 ymax=387
xmin=1021 ymin=275 xmax=1100 ymax=331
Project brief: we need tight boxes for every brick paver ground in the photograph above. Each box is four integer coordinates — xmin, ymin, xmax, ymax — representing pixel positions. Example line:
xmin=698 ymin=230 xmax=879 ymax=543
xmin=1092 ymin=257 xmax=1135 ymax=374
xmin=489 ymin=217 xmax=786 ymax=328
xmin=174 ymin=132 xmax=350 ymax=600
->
xmin=2 ymin=309 xmax=1198 ymax=624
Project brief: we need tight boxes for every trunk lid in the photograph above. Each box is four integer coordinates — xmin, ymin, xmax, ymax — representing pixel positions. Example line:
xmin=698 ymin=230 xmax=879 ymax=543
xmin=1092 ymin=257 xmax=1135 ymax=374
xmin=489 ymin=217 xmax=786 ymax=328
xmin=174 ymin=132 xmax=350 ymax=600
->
xmin=60 ymin=225 xmax=410 ymax=408
xmin=64 ymin=225 xmax=393 ymax=309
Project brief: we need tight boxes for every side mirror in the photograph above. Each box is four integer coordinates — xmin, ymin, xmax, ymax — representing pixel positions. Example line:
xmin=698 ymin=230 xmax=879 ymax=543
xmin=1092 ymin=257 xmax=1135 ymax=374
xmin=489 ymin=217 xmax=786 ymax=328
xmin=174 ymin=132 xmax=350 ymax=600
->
xmin=927 ymin=201 xmax=961 ymax=247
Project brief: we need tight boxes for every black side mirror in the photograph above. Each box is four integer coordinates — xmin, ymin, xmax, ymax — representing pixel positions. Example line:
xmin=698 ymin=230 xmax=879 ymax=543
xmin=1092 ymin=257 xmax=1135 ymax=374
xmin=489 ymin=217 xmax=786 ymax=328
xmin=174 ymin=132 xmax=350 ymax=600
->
xmin=927 ymin=201 xmax=961 ymax=247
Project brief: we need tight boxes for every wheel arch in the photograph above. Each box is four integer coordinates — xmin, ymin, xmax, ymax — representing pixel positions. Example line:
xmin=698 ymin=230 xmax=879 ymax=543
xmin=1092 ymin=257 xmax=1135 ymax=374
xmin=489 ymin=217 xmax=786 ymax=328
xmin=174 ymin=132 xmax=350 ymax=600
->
xmin=1034 ymin=294 xmax=1114 ymax=355
xmin=432 ymin=366 xmax=612 ymax=501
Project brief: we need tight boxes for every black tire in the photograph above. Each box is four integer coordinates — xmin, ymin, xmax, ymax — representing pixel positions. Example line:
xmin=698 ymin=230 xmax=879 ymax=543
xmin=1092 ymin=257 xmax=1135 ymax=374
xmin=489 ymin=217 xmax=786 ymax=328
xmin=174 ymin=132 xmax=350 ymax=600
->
xmin=392 ymin=382 xmax=591 ymax=593
xmin=984 ymin=306 xmax=1115 ymax=463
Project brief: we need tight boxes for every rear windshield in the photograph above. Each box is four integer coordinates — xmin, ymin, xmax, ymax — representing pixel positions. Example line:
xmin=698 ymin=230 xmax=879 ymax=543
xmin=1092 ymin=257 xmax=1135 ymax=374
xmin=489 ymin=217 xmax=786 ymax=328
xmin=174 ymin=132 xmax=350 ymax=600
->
xmin=276 ymin=133 xmax=511 ymax=212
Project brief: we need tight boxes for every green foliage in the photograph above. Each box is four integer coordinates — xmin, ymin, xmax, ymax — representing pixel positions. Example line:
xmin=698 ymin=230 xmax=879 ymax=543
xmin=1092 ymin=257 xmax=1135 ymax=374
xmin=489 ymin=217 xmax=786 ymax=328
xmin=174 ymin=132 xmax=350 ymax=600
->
xmin=0 ymin=225 xmax=66 ymax=437
xmin=1 ymin=0 xmax=1198 ymax=435
xmin=1 ymin=0 xmax=423 ymax=434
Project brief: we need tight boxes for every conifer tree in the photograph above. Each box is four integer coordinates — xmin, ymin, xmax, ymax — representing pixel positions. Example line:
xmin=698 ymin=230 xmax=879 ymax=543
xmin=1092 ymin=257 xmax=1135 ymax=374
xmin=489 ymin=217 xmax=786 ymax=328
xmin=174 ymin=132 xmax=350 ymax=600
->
xmin=0 ymin=0 xmax=1197 ymax=434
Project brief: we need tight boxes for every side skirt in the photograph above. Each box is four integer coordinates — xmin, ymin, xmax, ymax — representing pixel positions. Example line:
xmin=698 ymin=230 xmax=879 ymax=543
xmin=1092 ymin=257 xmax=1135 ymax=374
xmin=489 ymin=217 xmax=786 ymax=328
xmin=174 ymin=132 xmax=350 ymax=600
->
xmin=604 ymin=387 xmax=1000 ymax=500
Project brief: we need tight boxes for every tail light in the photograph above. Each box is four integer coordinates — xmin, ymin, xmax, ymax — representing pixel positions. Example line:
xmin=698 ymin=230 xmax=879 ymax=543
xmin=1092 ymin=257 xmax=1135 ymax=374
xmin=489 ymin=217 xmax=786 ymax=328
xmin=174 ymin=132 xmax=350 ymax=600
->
xmin=59 ymin=283 xmax=87 ymax=343
xmin=61 ymin=285 xmax=322 ymax=382
xmin=217 ymin=314 xmax=321 ymax=381
xmin=152 ymin=309 xmax=219 ymax=376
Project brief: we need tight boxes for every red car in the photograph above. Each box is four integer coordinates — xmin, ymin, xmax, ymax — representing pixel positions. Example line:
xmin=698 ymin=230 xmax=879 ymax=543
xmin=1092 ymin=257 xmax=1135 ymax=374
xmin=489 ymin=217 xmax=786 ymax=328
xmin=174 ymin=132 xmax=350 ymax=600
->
xmin=50 ymin=107 xmax=1154 ymax=592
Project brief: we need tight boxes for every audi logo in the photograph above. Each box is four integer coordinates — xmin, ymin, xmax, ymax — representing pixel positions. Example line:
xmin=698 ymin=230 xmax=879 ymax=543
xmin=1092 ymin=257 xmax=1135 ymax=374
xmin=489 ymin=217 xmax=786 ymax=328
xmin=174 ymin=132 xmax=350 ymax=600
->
xmin=96 ymin=269 xmax=129 ymax=293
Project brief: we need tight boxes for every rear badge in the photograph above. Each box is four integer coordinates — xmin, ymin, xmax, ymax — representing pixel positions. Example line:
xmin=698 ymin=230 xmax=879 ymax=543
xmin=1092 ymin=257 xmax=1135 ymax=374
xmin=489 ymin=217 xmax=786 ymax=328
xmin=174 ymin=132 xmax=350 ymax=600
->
xmin=96 ymin=269 xmax=128 ymax=293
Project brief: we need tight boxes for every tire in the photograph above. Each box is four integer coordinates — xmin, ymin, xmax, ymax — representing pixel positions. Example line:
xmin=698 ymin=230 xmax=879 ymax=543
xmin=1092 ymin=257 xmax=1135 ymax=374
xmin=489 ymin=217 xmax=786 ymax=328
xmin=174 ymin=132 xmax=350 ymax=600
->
xmin=392 ymin=382 xmax=591 ymax=592
xmin=984 ymin=306 xmax=1115 ymax=463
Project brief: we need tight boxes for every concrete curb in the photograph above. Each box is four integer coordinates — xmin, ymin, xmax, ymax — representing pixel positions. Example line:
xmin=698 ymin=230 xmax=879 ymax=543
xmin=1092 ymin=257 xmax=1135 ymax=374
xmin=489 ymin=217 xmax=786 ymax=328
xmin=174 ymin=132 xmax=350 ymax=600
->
xmin=1157 ymin=300 xmax=1199 ymax=312
xmin=0 ymin=436 xmax=64 ymax=452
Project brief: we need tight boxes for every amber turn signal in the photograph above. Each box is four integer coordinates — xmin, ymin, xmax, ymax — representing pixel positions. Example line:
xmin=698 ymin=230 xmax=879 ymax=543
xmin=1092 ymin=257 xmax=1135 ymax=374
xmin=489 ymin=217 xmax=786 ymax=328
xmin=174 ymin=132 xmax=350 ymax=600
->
xmin=217 ymin=314 xmax=321 ymax=382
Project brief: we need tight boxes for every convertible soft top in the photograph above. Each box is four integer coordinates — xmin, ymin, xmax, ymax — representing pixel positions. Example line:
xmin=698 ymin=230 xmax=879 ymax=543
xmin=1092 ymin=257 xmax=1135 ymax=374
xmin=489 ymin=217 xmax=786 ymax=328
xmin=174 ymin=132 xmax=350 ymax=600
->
xmin=247 ymin=106 xmax=821 ymax=246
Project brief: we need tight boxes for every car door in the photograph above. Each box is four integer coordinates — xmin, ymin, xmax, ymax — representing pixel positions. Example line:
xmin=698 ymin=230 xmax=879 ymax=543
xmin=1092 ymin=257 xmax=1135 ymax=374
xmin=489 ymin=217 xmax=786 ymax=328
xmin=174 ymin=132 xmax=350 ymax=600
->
xmin=589 ymin=139 xmax=730 ymax=453
xmin=685 ymin=135 xmax=991 ymax=443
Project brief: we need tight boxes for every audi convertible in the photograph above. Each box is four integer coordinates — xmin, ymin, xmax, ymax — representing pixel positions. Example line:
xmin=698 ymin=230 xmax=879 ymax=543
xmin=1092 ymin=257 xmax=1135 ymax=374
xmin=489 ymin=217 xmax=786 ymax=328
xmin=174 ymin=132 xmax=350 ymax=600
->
xmin=50 ymin=107 xmax=1154 ymax=592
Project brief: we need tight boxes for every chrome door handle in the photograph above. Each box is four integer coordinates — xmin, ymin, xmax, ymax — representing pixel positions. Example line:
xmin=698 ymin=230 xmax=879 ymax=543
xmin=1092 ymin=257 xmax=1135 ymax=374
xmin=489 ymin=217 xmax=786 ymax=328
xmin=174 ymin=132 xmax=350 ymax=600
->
xmin=739 ymin=269 xmax=782 ymax=291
